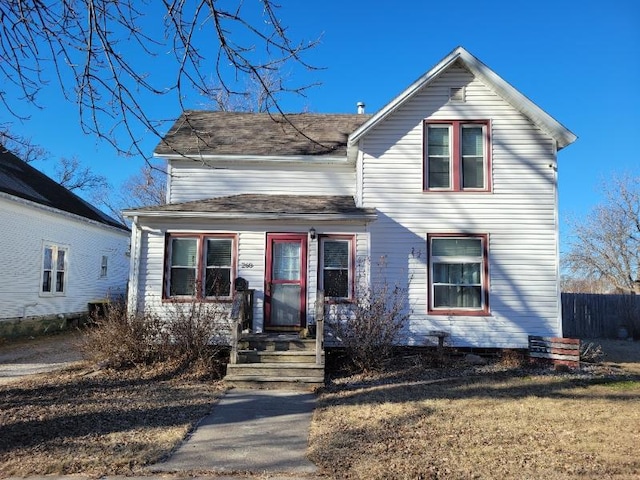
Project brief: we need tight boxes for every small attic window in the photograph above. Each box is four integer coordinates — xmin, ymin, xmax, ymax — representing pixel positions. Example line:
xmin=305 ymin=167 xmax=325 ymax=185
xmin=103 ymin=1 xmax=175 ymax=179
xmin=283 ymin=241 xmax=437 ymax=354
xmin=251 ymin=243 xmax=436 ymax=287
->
xmin=449 ymin=86 xmax=466 ymax=102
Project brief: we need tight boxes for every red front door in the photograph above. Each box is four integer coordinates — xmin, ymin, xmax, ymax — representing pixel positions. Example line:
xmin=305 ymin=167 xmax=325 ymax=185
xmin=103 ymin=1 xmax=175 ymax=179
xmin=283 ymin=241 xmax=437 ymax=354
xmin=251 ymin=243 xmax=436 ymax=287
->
xmin=265 ymin=234 xmax=307 ymax=331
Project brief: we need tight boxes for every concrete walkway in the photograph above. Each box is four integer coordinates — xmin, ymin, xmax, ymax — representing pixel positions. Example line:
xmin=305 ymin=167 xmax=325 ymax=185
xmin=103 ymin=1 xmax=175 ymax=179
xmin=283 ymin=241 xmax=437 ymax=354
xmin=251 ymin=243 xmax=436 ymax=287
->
xmin=149 ymin=389 xmax=319 ymax=476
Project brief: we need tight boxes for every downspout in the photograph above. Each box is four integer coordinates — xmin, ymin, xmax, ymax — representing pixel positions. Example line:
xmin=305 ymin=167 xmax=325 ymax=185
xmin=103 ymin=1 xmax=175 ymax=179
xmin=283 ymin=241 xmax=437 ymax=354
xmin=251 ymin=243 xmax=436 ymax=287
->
xmin=127 ymin=215 xmax=141 ymax=315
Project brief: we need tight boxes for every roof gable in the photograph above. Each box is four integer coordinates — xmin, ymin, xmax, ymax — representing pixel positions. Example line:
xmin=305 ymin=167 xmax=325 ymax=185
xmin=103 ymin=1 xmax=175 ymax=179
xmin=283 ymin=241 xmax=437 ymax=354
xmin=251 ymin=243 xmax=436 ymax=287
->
xmin=155 ymin=111 xmax=371 ymax=158
xmin=0 ymin=146 xmax=128 ymax=231
xmin=349 ymin=46 xmax=577 ymax=150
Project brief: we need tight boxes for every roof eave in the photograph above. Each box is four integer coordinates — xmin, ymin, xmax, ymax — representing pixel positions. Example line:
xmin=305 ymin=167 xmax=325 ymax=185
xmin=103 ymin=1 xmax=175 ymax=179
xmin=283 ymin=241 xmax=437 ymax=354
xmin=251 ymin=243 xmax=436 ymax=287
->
xmin=122 ymin=209 xmax=377 ymax=223
xmin=348 ymin=46 xmax=577 ymax=149
xmin=154 ymin=153 xmax=352 ymax=164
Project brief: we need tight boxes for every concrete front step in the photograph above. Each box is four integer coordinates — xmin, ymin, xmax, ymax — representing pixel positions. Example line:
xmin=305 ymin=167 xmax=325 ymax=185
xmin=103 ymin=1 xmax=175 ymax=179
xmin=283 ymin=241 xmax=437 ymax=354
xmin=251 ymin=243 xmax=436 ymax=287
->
xmin=238 ymin=350 xmax=324 ymax=364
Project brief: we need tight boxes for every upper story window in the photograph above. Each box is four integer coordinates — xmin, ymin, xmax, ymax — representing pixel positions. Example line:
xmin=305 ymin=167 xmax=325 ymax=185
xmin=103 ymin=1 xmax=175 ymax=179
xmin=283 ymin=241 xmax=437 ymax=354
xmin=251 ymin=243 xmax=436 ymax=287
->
xmin=100 ymin=255 xmax=108 ymax=277
xmin=319 ymin=236 xmax=354 ymax=301
xmin=428 ymin=234 xmax=489 ymax=315
xmin=42 ymin=244 xmax=68 ymax=296
xmin=424 ymin=120 xmax=491 ymax=192
xmin=166 ymin=234 xmax=236 ymax=300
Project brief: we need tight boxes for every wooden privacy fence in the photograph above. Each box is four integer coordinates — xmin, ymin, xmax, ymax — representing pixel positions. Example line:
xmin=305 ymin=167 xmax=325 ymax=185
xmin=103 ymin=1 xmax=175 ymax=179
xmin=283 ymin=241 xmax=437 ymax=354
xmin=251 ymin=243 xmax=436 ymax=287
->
xmin=561 ymin=293 xmax=640 ymax=338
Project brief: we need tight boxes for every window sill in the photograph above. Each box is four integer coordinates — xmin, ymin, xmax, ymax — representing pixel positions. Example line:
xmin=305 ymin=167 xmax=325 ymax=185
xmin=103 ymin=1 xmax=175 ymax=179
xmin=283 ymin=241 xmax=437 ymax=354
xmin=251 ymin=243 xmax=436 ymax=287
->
xmin=428 ymin=309 xmax=490 ymax=317
xmin=162 ymin=297 xmax=233 ymax=304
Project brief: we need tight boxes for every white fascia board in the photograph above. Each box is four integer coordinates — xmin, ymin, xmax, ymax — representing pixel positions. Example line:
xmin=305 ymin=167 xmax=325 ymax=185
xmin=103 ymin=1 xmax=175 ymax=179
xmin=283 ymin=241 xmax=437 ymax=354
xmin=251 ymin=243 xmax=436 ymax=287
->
xmin=122 ymin=210 xmax=377 ymax=223
xmin=348 ymin=48 xmax=461 ymax=145
xmin=0 ymin=191 xmax=130 ymax=236
xmin=154 ymin=153 xmax=351 ymax=165
xmin=349 ymin=46 xmax=577 ymax=150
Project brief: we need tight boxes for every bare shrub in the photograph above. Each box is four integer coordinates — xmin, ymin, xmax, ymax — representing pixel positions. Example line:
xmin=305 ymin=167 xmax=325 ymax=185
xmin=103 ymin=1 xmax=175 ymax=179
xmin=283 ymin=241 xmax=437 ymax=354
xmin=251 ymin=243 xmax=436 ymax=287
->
xmin=498 ymin=349 xmax=529 ymax=368
xmin=82 ymin=298 xmax=231 ymax=376
xmin=164 ymin=298 xmax=232 ymax=375
xmin=580 ymin=342 xmax=605 ymax=363
xmin=327 ymin=257 xmax=411 ymax=373
xmin=81 ymin=301 xmax=170 ymax=369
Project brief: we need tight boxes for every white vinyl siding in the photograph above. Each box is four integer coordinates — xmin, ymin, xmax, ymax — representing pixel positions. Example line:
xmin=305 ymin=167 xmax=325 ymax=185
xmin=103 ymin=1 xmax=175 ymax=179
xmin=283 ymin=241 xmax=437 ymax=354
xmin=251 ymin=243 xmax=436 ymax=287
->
xmin=0 ymin=196 xmax=129 ymax=321
xmin=168 ymin=160 xmax=355 ymax=203
xmin=359 ymin=64 xmax=561 ymax=348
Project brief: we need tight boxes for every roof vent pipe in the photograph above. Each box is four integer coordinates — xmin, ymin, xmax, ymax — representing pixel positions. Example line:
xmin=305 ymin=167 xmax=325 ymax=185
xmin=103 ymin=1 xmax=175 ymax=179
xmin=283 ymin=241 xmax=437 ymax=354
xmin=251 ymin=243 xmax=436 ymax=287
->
xmin=357 ymin=102 xmax=365 ymax=114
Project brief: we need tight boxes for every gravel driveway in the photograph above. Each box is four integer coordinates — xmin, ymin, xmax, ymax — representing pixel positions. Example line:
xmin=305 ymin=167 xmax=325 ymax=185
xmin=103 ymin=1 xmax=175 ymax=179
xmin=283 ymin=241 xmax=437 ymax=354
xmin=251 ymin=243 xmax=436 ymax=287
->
xmin=0 ymin=330 xmax=85 ymax=385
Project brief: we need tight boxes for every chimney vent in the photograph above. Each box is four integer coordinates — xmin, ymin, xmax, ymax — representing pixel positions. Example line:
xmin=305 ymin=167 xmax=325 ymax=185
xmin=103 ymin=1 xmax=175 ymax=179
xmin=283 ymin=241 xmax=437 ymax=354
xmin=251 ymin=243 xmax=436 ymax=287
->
xmin=357 ymin=102 xmax=365 ymax=114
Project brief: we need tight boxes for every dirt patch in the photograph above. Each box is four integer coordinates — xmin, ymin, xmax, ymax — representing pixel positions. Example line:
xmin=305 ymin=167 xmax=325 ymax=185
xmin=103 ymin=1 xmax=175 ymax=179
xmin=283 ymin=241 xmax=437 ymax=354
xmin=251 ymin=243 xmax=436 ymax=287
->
xmin=0 ymin=330 xmax=85 ymax=385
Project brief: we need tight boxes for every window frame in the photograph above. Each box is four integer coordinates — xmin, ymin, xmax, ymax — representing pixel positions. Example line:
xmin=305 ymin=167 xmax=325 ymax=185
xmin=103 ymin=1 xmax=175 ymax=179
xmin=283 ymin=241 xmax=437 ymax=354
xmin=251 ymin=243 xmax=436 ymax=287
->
xmin=41 ymin=243 xmax=68 ymax=297
xmin=423 ymin=120 xmax=491 ymax=192
xmin=427 ymin=233 xmax=490 ymax=315
xmin=164 ymin=233 xmax=237 ymax=301
xmin=100 ymin=255 xmax=108 ymax=277
xmin=318 ymin=235 xmax=356 ymax=302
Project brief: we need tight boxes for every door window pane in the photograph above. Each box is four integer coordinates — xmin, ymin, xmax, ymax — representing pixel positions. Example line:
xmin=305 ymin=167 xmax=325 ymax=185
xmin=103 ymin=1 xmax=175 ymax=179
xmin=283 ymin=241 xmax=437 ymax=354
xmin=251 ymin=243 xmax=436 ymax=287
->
xmin=273 ymin=242 xmax=301 ymax=280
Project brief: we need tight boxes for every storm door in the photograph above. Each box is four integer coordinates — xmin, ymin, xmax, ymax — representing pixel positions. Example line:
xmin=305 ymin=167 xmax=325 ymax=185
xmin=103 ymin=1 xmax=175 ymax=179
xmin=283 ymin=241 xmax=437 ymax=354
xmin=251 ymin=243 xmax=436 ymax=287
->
xmin=265 ymin=234 xmax=307 ymax=331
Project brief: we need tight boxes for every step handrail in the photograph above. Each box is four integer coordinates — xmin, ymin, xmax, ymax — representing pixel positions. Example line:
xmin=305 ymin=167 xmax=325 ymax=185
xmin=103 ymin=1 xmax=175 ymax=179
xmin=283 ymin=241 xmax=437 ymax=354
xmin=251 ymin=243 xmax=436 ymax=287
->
xmin=315 ymin=290 xmax=324 ymax=366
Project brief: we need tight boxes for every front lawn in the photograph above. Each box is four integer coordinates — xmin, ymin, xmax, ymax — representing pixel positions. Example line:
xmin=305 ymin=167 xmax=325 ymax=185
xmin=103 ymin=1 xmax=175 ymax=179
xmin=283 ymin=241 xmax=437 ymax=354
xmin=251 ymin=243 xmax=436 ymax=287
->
xmin=309 ymin=350 xmax=640 ymax=479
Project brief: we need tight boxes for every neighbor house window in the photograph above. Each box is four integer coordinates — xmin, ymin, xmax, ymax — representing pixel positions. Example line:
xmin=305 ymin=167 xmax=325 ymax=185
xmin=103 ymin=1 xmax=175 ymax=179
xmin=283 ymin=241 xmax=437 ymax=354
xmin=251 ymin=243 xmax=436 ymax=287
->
xmin=319 ymin=236 xmax=354 ymax=300
xmin=424 ymin=120 xmax=490 ymax=191
xmin=100 ymin=256 xmax=108 ymax=277
xmin=166 ymin=234 xmax=235 ymax=299
xmin=428 ymin=234 xmax=489 ymax=314
xmin=42 ymin=244 xmax=68 ymax=295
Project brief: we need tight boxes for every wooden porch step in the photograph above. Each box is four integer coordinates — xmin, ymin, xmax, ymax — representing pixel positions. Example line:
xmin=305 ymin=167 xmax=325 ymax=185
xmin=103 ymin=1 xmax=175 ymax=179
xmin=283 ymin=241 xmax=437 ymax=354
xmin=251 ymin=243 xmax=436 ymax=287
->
xmin=225 ymin=362 xmax=324 ymax=390
xmin=238 ymin=334 xmax=316 ymax=352
xmin=226 ymin=362 xmax=324 ymax=378
xmin=237 ymin=350 xmax=324 ymax=364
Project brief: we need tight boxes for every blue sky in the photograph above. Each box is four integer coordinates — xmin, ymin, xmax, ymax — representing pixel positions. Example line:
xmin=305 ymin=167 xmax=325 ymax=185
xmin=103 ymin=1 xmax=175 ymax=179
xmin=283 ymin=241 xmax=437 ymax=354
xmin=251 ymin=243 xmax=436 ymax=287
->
xmin=5 ymin=0 xmax=640 ymax=250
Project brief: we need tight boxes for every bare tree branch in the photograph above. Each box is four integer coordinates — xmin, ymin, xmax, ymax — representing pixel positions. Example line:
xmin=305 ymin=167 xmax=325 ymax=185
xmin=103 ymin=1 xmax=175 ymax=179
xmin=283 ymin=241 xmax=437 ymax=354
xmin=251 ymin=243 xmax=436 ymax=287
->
xmin=0 ymin=1 xmax=320 ymax=161
xmin=563 ymin=172 xmax=640 ymax=294
xmin=54 ymin=156 xmax=109 ymax=192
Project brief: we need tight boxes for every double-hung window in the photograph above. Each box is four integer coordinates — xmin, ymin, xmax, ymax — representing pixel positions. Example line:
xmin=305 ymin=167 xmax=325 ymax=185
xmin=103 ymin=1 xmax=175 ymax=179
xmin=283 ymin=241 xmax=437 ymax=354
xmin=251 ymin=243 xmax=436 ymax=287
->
xmin=42 ymin=244 xmax=67 ymax=295
xmin=166 ymin=234 xmax=235 ymax=300
xmin=428 ymin=234 xmax=489 ymax=314
xmin=424 ymin=120 xmax=490 ymax=191
xmin=319 ymin=236 xmax=354 ymax=300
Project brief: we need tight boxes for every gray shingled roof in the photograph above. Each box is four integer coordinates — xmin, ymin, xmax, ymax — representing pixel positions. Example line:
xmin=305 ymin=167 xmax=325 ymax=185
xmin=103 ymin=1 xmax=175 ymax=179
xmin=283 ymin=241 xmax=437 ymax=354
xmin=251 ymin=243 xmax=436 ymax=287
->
xmin=0 ymin=146 xmax=128 ymax=231
xmin=154 ymin=111 xmax=372 ymax=157
xmin=127 ymin=194 xmax=376 ymax=219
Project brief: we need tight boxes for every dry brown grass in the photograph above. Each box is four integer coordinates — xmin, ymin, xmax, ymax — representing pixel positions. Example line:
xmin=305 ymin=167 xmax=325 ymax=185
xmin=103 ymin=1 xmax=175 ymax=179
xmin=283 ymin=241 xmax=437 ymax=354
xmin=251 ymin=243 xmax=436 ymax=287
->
xmin=0 ymin=361 xmax=224 ymax=477
xmin=310 ymin=344 xmax=640 ymax=480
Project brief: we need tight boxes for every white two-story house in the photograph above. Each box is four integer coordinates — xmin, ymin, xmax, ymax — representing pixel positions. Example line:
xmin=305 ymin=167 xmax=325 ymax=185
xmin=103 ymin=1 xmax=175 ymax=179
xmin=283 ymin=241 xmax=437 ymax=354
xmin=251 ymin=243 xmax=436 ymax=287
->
xmin=125 ymin=46 xmax=576 ymax=350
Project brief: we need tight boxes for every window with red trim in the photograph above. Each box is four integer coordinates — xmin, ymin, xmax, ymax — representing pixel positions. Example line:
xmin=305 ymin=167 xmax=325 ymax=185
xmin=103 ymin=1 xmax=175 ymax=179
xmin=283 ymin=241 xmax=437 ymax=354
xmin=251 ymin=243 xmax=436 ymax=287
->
xmin=428 ymin=234 xmax=489 ymax=315
xmin=424 ymin=120 xmax=491 ymax=191
xmin=319 ymin=236 xmax=354 ymax=300
xmin=165 ymin=234 xmax=235 ymax=300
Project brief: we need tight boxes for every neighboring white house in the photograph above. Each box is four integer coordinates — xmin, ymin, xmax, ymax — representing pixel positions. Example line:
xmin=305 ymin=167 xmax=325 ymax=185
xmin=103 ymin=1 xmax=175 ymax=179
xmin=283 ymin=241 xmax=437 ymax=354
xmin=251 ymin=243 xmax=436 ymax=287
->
xmin=124 ymin=47 xmax=576 ymax=349
xmin=0 ymin=147 xmax=130 ymax=336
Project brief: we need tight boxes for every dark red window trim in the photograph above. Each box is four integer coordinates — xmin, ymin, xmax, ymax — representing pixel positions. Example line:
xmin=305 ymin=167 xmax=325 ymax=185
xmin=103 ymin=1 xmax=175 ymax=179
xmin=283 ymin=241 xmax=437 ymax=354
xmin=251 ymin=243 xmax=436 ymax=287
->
xmin=423 ymin=119 xmax=492 ymax=192
xmin=163 ymin=232 xmax=237 ymax=303
xmin=427 ymin=233 xmax=490 ymax=316
xmin=318 ymin=234 xmax=356 ymax=304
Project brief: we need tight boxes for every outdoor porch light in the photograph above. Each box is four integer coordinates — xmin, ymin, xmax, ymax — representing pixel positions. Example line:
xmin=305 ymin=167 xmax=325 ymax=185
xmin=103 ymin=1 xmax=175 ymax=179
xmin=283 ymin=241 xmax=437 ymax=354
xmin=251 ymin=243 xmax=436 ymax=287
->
xmin=309 ymin=227 xmax=317 ymax=240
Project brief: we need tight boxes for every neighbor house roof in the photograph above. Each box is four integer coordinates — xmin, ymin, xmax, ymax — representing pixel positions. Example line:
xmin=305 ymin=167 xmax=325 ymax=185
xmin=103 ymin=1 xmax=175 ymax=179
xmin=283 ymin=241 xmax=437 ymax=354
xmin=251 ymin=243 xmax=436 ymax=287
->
xmin=0 ymin=146 xmax=128 ymax=231
xmin=154 ymin=111 xmax=371 ymax=158
xmin=349 ymin=46 xmax=577 ymax=150
xmin=124 ymin=194 xmax=377 ymax=222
